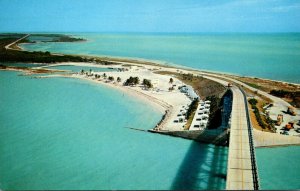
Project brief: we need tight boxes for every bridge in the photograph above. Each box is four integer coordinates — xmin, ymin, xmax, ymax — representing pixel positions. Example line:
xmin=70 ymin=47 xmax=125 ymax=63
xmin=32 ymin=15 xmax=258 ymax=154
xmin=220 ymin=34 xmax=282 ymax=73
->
xmin=226 ymin=86 xmax=260 ymax=190
xmin=202 ymin=76 xmax=260 ymax=190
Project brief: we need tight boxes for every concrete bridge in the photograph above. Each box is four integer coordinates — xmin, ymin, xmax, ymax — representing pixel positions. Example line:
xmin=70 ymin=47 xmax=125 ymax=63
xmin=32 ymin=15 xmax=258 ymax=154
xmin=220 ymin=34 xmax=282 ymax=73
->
xmin=202 ymin=76 xmax=260 ymax=190
xmin=226 ymin=86 xmax=260 ymax=190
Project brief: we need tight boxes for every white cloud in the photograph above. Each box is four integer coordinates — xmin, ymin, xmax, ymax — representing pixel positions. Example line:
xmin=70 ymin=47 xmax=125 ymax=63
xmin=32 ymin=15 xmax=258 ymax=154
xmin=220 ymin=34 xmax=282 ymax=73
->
xmin=270 ymin=3 xmax=300 ymax=12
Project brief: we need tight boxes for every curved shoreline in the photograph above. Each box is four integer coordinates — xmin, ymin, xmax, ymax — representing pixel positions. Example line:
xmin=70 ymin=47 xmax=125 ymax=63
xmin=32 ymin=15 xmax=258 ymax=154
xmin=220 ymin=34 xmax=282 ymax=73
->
xmin=4 ymin=34 xmax=300 ymax=145
xmin=17 ymin=34 xmax=300 ymax=85
xmin=2 ymin=61 xmax=300 ymax=147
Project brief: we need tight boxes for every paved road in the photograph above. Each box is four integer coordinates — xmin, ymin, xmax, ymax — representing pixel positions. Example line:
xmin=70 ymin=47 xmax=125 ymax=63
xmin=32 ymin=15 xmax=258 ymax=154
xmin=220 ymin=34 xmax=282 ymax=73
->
xmin=5 ymin=34 xmax=30 ymax=50
xmin=200 ymin=71 xmax=299 ymax=114
xmin=202 ymin=75 xmax=258 ymax=190
xmin=226 ymin=86 xmax=257 ymax=190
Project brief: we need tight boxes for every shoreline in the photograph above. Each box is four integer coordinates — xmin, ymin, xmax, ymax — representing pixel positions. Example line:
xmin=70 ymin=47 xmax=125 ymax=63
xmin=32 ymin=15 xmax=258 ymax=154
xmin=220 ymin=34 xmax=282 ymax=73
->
xmin=44 ymin=74 xmax=169 ymax=114
xmin=1 ymin=62 xmax=300 ymax=147
xmin=4 ymin=32 xmax=299 ymax=86
xmin=2 ymin=34 xmax=300 ymax=145
xmin=18 ymin=41 xmax=300 ymax=86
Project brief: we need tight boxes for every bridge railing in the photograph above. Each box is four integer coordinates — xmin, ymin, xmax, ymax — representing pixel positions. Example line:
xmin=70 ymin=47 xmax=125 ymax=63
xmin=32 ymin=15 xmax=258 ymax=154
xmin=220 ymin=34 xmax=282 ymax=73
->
xmin=239 ymin=87 xmax=260 ymax=190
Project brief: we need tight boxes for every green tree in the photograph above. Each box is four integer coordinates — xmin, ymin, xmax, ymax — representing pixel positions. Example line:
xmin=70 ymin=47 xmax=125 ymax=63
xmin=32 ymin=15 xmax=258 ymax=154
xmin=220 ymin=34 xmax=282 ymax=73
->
xmin=248 ymin=98 xmax=258 ymax=106
xmin=169 ymin=78 xmax=174 ymax=84
xmin=117 ymin=77 xmax=121 ymax=82
xmin=124 ymin=76 xmax=140 ymax=86
xmin=103 ymin=73 xmax=107 ymax=79
xmin=142 ymin=79 xmax=153 ymax=89
xmin=108 ymin=76 xmax=114 ymax=81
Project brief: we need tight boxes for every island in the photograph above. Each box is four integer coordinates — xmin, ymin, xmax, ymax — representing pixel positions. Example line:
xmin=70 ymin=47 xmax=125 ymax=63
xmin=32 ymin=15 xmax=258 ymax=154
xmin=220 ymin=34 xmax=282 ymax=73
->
xmin=1 ymin=33 xmax=300 ymax=148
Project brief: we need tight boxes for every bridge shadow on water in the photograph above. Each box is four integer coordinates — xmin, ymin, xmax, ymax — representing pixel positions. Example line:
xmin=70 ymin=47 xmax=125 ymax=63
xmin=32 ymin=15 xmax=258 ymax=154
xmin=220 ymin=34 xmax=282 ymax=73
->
xmin=171 ymin=141 xmax=228 ymax=190
xmin=170 ymin=90 xmax=231 ymax=190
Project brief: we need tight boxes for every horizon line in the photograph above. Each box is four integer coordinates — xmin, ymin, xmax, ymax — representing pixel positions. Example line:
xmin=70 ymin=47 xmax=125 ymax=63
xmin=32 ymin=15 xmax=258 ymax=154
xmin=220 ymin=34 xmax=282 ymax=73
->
xmin=1 ymin=31 xmax=300 ymax=34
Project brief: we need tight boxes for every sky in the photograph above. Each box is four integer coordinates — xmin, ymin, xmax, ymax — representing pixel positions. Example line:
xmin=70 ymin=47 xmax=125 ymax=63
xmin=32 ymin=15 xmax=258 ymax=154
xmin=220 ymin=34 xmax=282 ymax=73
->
xmin=0 ymin=0 xmax=300 ymax=33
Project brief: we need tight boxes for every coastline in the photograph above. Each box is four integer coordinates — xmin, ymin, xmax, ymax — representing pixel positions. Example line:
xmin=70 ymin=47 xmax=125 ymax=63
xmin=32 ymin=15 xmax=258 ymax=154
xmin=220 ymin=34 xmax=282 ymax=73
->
xmin=2 ymin=34 xmax=300 ymax=147
xmin=17 ymin=34 xmax=300 ymax=85
xmin=46 ymin=74 xmax=168 ymax=113
xmin=11 ymin=34 xmax=300 ymax=86
xmin=2 ymin=61 xmax=300 ymax=148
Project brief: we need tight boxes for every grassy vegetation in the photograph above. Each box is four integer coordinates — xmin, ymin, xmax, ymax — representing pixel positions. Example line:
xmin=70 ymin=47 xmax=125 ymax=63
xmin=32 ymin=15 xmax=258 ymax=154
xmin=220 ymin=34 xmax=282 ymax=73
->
xmin=248 ymin=98 xmax=275 ymax=132
xmin=270 ymin=89 xmax=300 ymax=107
xmin=233 ymin=75 xmax=300 ymax=107
xmin=249 ymin=98 xmax=267 ymax=129
xmin=0 ymin=34 xmax=115 ymax=65
xmin=244 ymin=82 xmax=262 ymax=89
xmin=184 ymin=98 xmax=199 ymax=130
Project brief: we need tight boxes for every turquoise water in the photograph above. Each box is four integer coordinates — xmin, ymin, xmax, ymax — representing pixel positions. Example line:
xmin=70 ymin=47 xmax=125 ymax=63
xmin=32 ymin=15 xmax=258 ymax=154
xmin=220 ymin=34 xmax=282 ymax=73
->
xmin=27 ymin=35 xmax=59 ymax=42
xmin=21 ymin=33 xmax=300 ymax=83
xmin=256 ymin=146 xmax=300 ymax=190
xmin=46 ymin=65 xmax=116 ymax=73
xmin=0 ymin=70 xmax=228 ymax=190
xmin=1 ymin=62 xmax=46 ymax=68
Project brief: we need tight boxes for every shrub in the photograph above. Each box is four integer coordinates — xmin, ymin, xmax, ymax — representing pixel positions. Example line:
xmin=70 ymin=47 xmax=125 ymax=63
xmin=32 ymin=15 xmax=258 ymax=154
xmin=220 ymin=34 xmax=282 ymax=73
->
xmin=124 ymin=76 xmax=140 ymax=86
xmin=142 ymin=79 xmax=153 ymax=89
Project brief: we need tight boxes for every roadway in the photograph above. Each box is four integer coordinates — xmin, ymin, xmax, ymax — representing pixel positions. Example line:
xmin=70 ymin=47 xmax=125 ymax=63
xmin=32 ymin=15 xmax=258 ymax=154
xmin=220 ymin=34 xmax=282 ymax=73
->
xmin=226 ymin=86 xmax=259 ymax=190
xmin=5 ymin=34 xmax=30 ymax=50
xmin=202 ymin=75 xmax=259 ymax=190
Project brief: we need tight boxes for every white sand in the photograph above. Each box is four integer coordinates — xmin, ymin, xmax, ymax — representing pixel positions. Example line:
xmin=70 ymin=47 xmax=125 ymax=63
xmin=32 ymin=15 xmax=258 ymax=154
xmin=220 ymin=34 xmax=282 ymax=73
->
xmin=23 ymin=61 xmax=300 ymax=139
xmin=40 ymin=63 xmax=191 ymax=131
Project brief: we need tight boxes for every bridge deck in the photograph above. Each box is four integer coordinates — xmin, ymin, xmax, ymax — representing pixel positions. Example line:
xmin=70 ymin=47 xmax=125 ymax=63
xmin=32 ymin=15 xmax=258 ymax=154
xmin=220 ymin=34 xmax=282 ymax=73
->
xmin=226 ymin=86 xmax=257 ymax=190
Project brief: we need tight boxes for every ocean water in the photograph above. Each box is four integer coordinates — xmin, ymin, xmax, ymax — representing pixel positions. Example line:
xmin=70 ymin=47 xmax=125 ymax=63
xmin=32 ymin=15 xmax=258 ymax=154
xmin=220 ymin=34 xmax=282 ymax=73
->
xmin=0 ymin=70 xmax=228 ymax=190
xmin=21 ymin=33 xmax=300 ymax=83
xmin=256 ymin=146 xmax=300 ymax=190
xmin=1 ymin=62 xmax=46 ymax=68
xmin=45 ymin=65 xmax=117 ymax=73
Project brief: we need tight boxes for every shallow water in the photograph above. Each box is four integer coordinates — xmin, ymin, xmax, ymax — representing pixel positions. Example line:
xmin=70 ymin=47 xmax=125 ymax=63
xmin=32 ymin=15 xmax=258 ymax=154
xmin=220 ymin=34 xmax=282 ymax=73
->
xmin=256 ymin=146 xmax=300 ymax=190
xmin=1 ymin=62 xmax=46 ymax=68
xmin=21 ymin=33 xmax=300 ymax=83
xmin=45 ymin=65 xmax=117 ymax=73
xmin=0 ymin=70 xmax=228 ymax=190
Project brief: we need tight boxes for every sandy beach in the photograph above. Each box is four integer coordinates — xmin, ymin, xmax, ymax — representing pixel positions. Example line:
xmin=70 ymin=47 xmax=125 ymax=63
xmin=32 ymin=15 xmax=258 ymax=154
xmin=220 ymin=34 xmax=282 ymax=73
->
xmin=2 ymin=59 xmax=300 ymax=146
xmin=38 ymin=63 xmax=192 ymax=131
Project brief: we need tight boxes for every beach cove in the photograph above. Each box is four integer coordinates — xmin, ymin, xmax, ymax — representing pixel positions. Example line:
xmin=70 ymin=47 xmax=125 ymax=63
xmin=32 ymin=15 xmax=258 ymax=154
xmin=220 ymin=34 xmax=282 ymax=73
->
xmin=0 ymin=69 xmax=228 ymax=190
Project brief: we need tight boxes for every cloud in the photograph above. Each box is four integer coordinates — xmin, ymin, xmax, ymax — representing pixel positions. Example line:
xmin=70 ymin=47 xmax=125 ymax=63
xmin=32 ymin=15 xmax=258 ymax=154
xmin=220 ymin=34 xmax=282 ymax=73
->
xmin=270 ymin=3 xmax=300 ymax=12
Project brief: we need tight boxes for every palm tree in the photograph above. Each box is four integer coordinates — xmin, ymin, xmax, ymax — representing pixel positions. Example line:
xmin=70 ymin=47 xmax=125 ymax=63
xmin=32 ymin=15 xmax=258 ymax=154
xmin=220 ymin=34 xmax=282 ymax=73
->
xmin=108 ymin=76 xmax=114 ymax=81
xmin=117 ymin=77 xmax=121 ymax=82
